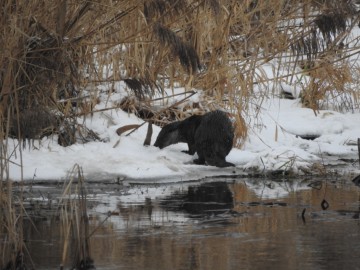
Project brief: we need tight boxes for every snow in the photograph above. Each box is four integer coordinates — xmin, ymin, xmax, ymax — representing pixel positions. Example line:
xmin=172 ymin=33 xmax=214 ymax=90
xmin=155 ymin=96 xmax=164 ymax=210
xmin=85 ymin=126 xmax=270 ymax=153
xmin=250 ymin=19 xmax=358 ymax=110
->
xmin=6 ymin=86 xmax=360 ymax=183
xmin=6 ymin=25 xmax=360 ymax=183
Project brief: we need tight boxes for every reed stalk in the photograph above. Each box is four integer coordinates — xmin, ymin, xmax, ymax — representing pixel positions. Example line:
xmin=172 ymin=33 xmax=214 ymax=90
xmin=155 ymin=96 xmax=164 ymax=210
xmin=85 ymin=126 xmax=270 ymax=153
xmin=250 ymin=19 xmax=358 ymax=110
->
xmin=59 ymin=164 xmax=94 ymax=270
xmin=1 ymin=0 xmax=360 ymax=145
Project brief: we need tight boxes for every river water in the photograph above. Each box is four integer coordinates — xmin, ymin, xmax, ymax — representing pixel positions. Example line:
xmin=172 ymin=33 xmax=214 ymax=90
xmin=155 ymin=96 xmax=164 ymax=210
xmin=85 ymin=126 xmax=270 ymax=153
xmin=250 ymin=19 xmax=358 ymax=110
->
xmin=19 ymin=176 xmax=360 ymax=269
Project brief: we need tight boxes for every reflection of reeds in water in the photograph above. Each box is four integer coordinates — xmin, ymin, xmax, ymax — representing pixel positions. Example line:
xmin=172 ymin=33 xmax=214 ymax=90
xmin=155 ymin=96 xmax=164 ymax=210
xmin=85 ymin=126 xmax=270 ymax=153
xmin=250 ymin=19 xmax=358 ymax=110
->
xmin=0 ymin=114 xmax=29 ymax=269
xmin=0 ymin=182 xmax=28 ymax=270
xmin=0 ymin=161 xmax=101 ymax=269
xmin=59 ymin=164 xmax=94 ymax=270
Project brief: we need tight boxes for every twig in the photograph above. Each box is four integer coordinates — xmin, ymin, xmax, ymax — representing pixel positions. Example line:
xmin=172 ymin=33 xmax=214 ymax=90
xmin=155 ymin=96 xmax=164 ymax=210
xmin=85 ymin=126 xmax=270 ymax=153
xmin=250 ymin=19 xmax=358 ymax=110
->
xmin=125 ymin=91 xmax=197 ymax=136
xmin=358 ymin=138 xmax=360 ymax=166
xmin=150 ymin=90 xmax=196 ymax=101
xmin=125 ymin=121 xmax=147 ymax=136
xmin=163 ymin=90 xmax=197 ymax=110
xmin=57 ymin=95 xmax=91 ymax=103
xmin=73 ymin=105 xmax=121 ymax=117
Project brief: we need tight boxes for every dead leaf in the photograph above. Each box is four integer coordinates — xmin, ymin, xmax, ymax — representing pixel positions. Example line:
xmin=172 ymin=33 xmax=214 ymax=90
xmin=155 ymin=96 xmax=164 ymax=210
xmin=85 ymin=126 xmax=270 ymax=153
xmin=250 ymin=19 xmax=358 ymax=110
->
xmin=116 ymin=124 xmax=140 ymax=136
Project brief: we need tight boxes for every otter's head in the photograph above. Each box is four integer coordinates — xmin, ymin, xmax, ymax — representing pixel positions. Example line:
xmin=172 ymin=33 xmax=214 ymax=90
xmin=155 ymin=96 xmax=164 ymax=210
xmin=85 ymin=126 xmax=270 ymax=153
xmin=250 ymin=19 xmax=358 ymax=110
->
xmin=154 ymin=122 xmax=181 ymax=149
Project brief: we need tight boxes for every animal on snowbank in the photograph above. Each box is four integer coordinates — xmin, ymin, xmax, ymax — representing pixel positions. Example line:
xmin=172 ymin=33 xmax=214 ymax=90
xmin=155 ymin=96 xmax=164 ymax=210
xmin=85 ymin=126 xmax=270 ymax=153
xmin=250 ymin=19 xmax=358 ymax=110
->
xmin=154 ymin=110 xmax=234 ymax=167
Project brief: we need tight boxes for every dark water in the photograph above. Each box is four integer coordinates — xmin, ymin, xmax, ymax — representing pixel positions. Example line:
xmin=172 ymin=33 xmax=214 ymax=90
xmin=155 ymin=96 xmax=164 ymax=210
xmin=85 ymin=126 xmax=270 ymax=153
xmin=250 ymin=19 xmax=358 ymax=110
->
xmin=18 ymin=177 xmax=360 ymax=269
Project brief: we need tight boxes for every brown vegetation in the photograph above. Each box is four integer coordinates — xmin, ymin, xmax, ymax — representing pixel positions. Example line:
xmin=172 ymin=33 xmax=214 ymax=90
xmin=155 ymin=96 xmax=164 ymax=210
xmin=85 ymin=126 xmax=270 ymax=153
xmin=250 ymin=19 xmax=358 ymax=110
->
xmin=59 ymin=165 xmax=95 ymax=269
xmin=2 ymin=0 xmax=360 ymax=144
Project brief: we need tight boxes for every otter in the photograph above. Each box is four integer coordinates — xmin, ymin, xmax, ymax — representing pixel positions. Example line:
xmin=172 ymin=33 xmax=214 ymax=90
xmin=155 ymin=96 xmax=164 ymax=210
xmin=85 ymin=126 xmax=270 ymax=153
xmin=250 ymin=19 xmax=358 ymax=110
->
xmin=154 ymin=110 xmax=234 ymax=167
xmin=154 ymin=114 xmax=202 ymax=155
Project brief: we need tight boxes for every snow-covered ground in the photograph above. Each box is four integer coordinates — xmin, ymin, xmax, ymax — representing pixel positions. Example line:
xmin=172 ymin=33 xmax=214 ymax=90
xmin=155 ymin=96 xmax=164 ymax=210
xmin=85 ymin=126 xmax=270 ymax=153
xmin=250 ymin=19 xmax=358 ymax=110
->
xmin=6 ymin=22 xmax=360 ymax=183
xmin=6 ymin=83 xmax=360 ymax=183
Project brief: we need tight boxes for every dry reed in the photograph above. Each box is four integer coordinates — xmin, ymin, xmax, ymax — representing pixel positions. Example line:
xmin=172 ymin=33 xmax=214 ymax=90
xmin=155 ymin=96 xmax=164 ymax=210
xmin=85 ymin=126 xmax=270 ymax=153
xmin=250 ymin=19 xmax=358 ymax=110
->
xmin=59 ymin=164 xmax=94 ymax=270
xmin=0 ymin=110 xmax=29 ymax=269
xmin=1 ymin=0 xmax=360 ymax=145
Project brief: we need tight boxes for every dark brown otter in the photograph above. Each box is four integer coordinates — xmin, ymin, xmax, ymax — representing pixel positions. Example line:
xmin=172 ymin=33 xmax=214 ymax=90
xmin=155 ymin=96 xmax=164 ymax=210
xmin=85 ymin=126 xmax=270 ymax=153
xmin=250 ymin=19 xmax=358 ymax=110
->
xmin=154 ymin=110 xmax=234 ymax=167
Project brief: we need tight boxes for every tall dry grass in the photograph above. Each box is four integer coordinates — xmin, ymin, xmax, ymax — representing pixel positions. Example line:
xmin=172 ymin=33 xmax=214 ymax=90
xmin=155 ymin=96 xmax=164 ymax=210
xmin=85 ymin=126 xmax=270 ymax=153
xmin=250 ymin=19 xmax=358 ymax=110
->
xmin=0 ymin=114 xmax=28 ymax=268
xmin=59 ymin=164 xmax=94 ymax=270
xmin=1 ymin=0 xmax=360 ymax=143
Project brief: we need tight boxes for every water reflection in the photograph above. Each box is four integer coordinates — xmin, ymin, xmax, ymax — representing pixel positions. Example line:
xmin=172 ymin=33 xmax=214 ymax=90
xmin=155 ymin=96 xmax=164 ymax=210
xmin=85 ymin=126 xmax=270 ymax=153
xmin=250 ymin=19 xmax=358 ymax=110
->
xmin=22 ymin=178 xmax=360 ymax=269
xmin=161 ymin=182 xmax=234 ymax=217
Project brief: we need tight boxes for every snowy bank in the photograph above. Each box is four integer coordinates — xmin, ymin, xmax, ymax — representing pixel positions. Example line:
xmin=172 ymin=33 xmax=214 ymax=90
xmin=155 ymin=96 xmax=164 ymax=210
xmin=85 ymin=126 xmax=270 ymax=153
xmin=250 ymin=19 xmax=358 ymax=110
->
xmin=6 ymin=89 xmax=360 ymax=183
